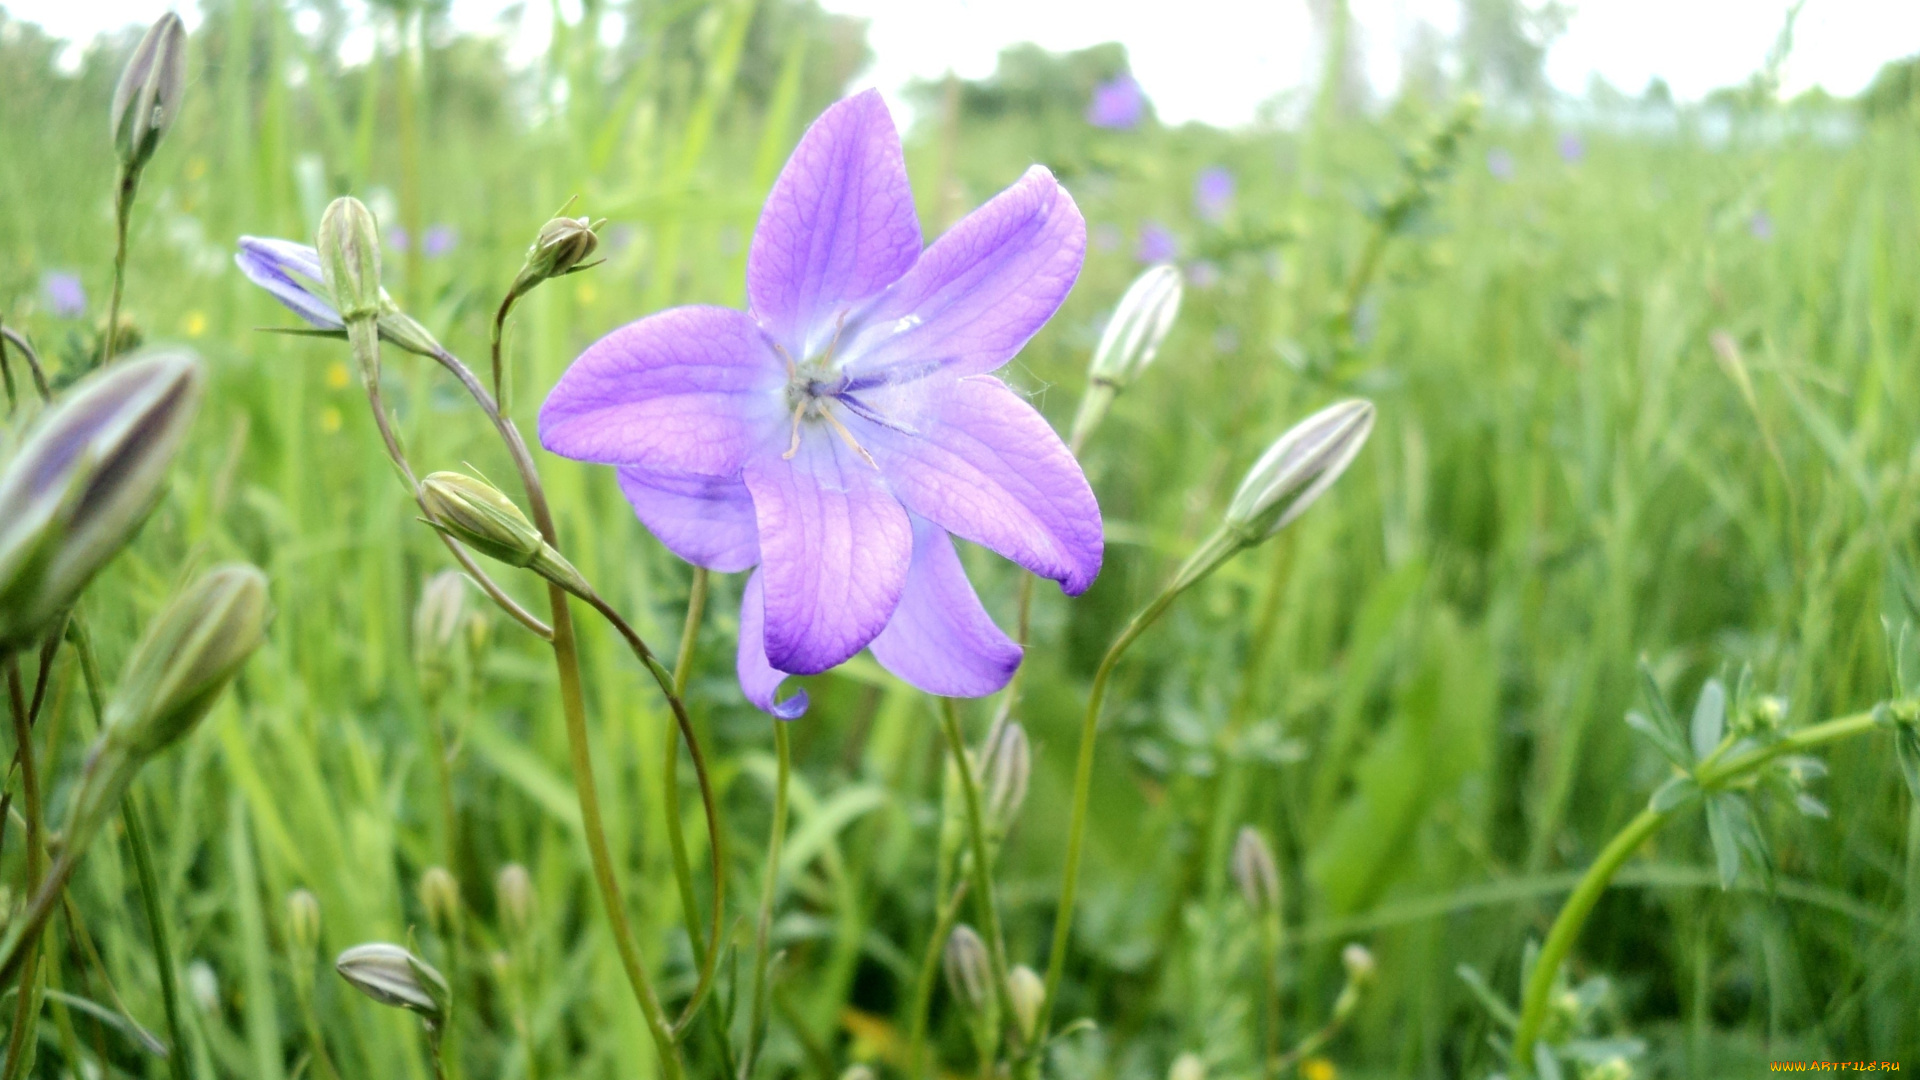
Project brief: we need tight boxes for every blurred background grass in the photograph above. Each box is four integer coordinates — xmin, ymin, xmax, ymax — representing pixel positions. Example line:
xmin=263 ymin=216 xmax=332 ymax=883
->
xmin=4 ymin=1 xmax=1920 ymax=1076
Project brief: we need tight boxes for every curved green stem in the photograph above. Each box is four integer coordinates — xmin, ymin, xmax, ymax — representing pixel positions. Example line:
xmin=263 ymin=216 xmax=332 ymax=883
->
xmin=1511 ymin=708 xmax=1883 ymax=1068
xmin=939 ymin=699 xmax=1017 ymax=1057
xmin=741 ymin=720 xmax=791 ymax=1080
xmin=103 ymin=169 xmax=139 ymax=365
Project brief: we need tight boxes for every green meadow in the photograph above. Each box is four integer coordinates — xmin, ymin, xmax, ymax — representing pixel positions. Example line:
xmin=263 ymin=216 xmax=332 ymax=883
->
xmin=2 ymin=3 xmax=1919 ymax=1077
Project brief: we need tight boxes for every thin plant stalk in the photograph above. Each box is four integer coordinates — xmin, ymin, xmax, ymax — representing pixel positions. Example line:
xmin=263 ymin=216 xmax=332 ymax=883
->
xmin=905 ymin=880 xmax=968 ymax=1076
xmin=740 ymin=719 xmax=791 ymax=1080
xmin=938 ymin=698 xmax=1018 ymax=1056
xmin=3 ymin=662 xmax=46 ymax=1080
xmin=103 ymin=169 xmax=138 ymax=364
xmin=1509 ymin=707 xmax=1884 ymax=1069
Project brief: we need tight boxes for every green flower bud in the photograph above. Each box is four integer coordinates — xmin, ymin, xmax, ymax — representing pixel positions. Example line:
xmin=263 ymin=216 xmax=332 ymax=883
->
xmin=318 ymin=197 xmax=383 ymax=323
xmin=509 ymin=214 xmax=605 ymax=299
xmin=1231 ymin=826 xmax=1281 ymax=915
xmin=418 ymin=472 xmax=591 ymax=597
xmin=1007 ymin=964 xmax=1043 ymax=1042
xmin=413 ymin=570 xmax=469 ymax=695
xmin=286 ymin=890 xmax=321 ymax=955
xmin=1224 ymin=399 xmax=1375 ymax=542
xmin=111 ymin=13 xmax=187 ymax=171
xmin=1169 ymin=1053 xmax=1208 ymax=1080
xmin=839 ymin=1068 xmax=878 ymax=1080
xmin=980 ymin=719 xmax=1030 ymax=833
xmin=186 ymin=960 xmax=219 ymax=1014
xmin=1071 ymin=263 xmax=1183 ymax=449
xmin=105 ymin=564 xmax=270 ymax=760
xmin=495 ymin=863 xmax=534 ymax=937
xmin=1340 ymin=942 xmax=1376 ymax=987
xmin=335 ymin=943 xmax=450 ymax=1027
xmin=943 ymin=924 xmax=991 ymax=1016
xmin=420 ymin=866 xmax=460 ymax=934
xmin=0 ymin=349 xmax=204 ymax=650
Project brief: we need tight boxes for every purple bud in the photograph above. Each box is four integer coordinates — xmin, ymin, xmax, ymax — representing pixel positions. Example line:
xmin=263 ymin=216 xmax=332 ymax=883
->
xmin=422 ymin=225 xmax=458 ymax=259
xmin=1136 ymin=222 xmax=1178 ymax=264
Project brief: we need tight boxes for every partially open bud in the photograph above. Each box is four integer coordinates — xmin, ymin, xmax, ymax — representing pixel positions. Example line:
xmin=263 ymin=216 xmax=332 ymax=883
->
xmin=508 ymin=214 xmax=605 ymax=300
xmin=418 ymin=472 xmax=590 ymax=597
xmin=943 ymin=924 xmax=991 ymax=1016
xmin=1071 ymin=263 xmax=1183 ymax=448
xmin=105 ymin=565 xmax=270 ymax=760
xmin=111 ymin=13 xmax=187 ymax=171
xmin=1224 ymin=399 xmax=1375 ymax=542
xmin=286 ymin=890 xmax=321 ymax=955
xmin=1007 ymin=964 xmax=1043 ymax=1042
xmin=1231 ymin=827 xmax=1281 ymax=915
xmin=1169 ymin=1052 xmax=1208 ymax=1080
xmin=0 ymin=350 xmax=204 ymax=650
xmin=234 ymin=237 xmax=443 ymax=357
xmin=420 ymin=866 xmax=460 ymax=934
xmin=318 ymin=197 xmax=383 ymax=324
xmin=495 ymin=864 xmax=534 ymax=936
xmin=980 ymin=719 xmax=1031 ymax=833
xmin=336 ymin=943 xmax=450 ymax=1027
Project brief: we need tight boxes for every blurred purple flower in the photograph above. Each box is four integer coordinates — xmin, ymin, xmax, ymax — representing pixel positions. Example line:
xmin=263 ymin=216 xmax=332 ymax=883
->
xmin=1213 ymin=327 xmax=1240 ymax=354
xmin=1186 ymin=261 xmax=1220 ymax=289
xmin=606 ymin=224 xmax=637 ymax=254
xmin=1557 ymin=133 xmax=1586 ymax=164
xmin=422 ymin=225 xmax=458 ymax=259
xmin=1136 ymin=222 xmax=1177 ymax=264
xmin=42 ymin=272 xmax=86 ymax=317
xmin=1486 ymin=148 xmax=1515 ymax=181
xmin=387 ymin=226 xmax=410 ymax=254
xmin=538 ymin=90 xmax=1101 ymax=719
xmin=1749 ymin=210 xmax=1773 ymax=240
xmin=1087 ymin=74 xmax=1146 ymax=130
xmin=1194 ymin=166 xmax=1235 ymax=223
xmin=1092 ymin=223 xmax=1123 ymax=253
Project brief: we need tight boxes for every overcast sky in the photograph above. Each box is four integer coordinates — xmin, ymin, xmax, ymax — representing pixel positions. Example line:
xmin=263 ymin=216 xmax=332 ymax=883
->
xmin=5 ymin=0 xmax=1916 ymax=127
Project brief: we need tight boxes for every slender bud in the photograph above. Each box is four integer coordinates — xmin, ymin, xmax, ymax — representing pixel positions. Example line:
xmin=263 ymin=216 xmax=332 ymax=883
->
xmin=418 ymin=472 xmax=591 ymax=597
xmin=186 ymin=960 xmax=219 ymax=1014
xmin=1169 ymin=1053 xmax=1208 ymax=1080
xmin=286 ymin=890 xmax=321 ymax=955
xmin=979 ymin=719 xmax=1031 ymax=832
xmin=1070 ymin=263 xmax=1183 ymax=449
xmin=336 ymin=943 xmax=451 ymax=1026
xmin=943 ymin=924 xmax=991 ymax=1016
xmin=111 ymin=12 xmax=187 ymax=171
xmin=318 ymin=197 xmax=383 ymax=324
xmin=1007 ymin=964 xmax=1043 ymax=1042
xmin=1231 ymin=827 xmax=1281 ymax=915
xmin=0 ymin=349 xmax=204 ymax=650
xmin=839 ymin=1068 xmax=878 ymax=1080
xmin=414 ymin=570 xmax=469 ymax=695
xmin=509 ymin=214 xmax=605 ymax=300
xmin=495 ymin=863 xmax=534 ymax=936
xmin=420 ymin=866 xmax=460 ymax=933
xmin=105 ymin=565 xmax=271 ymax=760
xmin=1224 ymin=399 xmax=1375 ymax=542
xmin=1340 ymin=942 xmax=1376 ymax=987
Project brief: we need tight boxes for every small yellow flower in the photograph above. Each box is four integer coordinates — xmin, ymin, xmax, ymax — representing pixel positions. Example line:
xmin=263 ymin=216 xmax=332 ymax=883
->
xmin=1301 ymin=1058 xmax=1336 ymax=1080
xmin=325 ymin=361 xmax=351 ymax=390
xmin=181 ymin=311 xmax=207 ymax=337
xmin=319 ymin=406 xmax=342 ymax=433
xmin=185 ymin=156 xmax=208 ymax=181
xmin=575 ymin=281 xmax=597 ymax=305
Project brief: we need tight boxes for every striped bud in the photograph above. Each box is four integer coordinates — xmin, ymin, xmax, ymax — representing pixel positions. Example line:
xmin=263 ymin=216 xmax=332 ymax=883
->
xmin=1231 ymin=827 xmax=1281 ymax=915
xmin=1007 ymin=964 xmax=1043 ymax=1042
xmin=1071 ymin=263 xmax=1184 ymax=448
xmin=420 ymin=867 xmax=460 ymax=934
xmin=336 ymin=943 xmax=450 ymax=1026
xmin=318 ymin=198 xmax=383 ymax=323
xmin=509 ymin=214 xmax=605 ymax=300
xmin=286 ymin=890 xmax=321 ymax=954
xmin=943 ymin=925 xmax=991 ymax=1016
xmin=105 ymin=565 xmax=270 ymax=760
xmin=111 ymin=13 xmax=187 ymax=170
xmin=1225 ymin=399 xmax=1375 ymax=542
xmin=980 ymin=719 xmax=1031 ymax=833
xmin=418 ymin=472 xmax=590 ymax=597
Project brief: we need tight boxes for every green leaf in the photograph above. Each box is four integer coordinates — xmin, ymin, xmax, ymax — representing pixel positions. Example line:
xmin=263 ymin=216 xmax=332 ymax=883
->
xmin=1895 ymin=724 xmax=1920 ymax=803
xmin=1705 ymin=793 xmax=1743 ymax=889
xmin=1455 ymin=964 xmax=1519 ymax=1031
xmin=1533 ymin=1042 xmax=1564 ymax=1080
xmin=1690 ymin=678 xmax=1726 ymax=760
xmin=1649 ymin=774 xmax=1699 ymax=813
xmin=1626 ymin=710 xmax=1691 ymax=769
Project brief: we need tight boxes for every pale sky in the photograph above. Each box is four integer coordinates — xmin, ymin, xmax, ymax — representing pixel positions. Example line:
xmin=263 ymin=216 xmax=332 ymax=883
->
xmin=5 ymin=0 xmax=1916 ymax=128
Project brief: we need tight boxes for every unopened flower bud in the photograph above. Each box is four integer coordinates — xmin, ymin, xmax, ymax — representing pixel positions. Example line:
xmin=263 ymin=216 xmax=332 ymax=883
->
xmin=1169 ymin=1052 xmax=1207 ymax=1080
xmin=1340 ymin=943 xmax=1376 ymax=986
xmin=1071 ymin=263 xmax=1183 ymax=448
xmin=111 ymin=13 xmax=187 ymax=171
xmin=186 ymin=960 xmax=219 ymax=1014
xmin=1588 ymin=1057 xmax=1633 ymax=1080
xmin=1007 ymin=964 xmax=1043 ymax=1042
xmin=509 ymin=214 xmax=605 ymax=300
xmin=1225 ymin=399 xmax=1375 ymax=542
xmin=418 ymin=472 xmax=591 ymax=596
xmin=336 ymin=943 xmax=450 ymax=1026
xmin=420 ymin=866 xmax=460 ymax=933
xmin=839 ymin=1068 xmax=878 ymax=1080
xmin=1231 ymin=827 xmax=1281 ymax=915
xmin=0 ymin=349 xmax=204 ymax=650
xmin=105 ymin=564 xmax=271 ymax=760
xmin=980 ymin=720 xmax=1031 ymax=832
xmin=318 ymin=197 xmax=383 ymax=323
xmin=286 ymin=890 xmax=321 ymax=954
xmin=414 ymin=570 xmax=469 ymax=694
xmin=943 ymin=924 xmax=991 ymax=1015
xmin=495 ymin=863 xmax=534 ymax=936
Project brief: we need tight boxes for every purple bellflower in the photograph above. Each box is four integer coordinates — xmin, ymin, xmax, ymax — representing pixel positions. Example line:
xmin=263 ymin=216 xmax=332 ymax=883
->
xmin=1137 ymin=222 xmax=1178 ymax=264
xmin=1194 ymin=166 xmax=1235 ymax=223
xmin=42 ymin=272 xmax=87 ymax=317
xmin=1087 ymin=74 xmax=1146 ymax=130
xmin=423 ymin=225 xmax=458 ymax=259
xmin=538 ymin=90 xmax=1101 ymax=719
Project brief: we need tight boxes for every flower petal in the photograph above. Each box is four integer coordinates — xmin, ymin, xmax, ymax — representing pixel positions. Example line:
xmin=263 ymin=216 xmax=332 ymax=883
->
xmin=538 ymin=305 xmax=786 ymax=476
xmin=615 ymin=467 xmax=760 ymax=573
xmin=747 ymin=89 xmax=922 ymax=359
xmin=840 ymin=165 xmax=1084 ymax=384
xmin=236 ymin=237 xmax=342 ymax=329
xmin=737 ymin=569 xmax=809 ymax=720
xmin=869 ymin=518 xmax=1021 ymax=698
xmin=742 ymin=430 xmax=911 ymax=675
xmin=867 ymin=375 xmax=1102 ymax=595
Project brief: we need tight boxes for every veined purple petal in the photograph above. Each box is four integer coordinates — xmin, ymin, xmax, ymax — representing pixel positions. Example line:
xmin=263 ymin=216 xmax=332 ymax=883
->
xmin=539 ymin=305 xmax=786 ymax=476
xmin=869 ymin=517 xmax=1021 ymax=697
xmin=840 ymin=166 xmax=1085 ymax=384
xmin=747 ymin=89 xmax=922 ymax=359
xmin=866 ymin=374 xmax=1102 ymax=595
xmin=235 ymin=237 xmax=343 ymax=329
xmin=737 ymin=569 xmax=809 ymax=719
xmin=615 ymin=467 xmax=760 ymax=573
xmin=743 ymin=430 xmax=911 ymax=674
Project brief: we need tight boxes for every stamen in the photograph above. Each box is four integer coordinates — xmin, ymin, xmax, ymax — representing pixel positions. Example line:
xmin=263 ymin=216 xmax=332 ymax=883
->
xmin=772 ymin=340 xmax=799 ymax=380
xmin=820 ymin=405 xmax=879 ymax=470
xmin=821 ymin=309 xmax=850 ymax=366
xmin=781 ymin=400 xmax=806 ymax=460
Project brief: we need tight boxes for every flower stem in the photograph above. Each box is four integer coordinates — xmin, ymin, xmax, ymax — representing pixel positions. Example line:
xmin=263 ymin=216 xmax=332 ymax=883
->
xmin=906 ymin=880 xmax=968 ymax=1077
xmin=939 ymin=698 xmax=1017 ymax=1056
xmin=741 ymin=719 xmax=791 ymax=1080
xmin=103 ymin=168 xmax=139 ymax=365
xmin=1510 ymin=707 xmax=1884 ymax=1069
xmin=3 ymin=660 xmax=46 ymax=1080
xmin=122 ymin=793 xmax=191 ymax=1080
